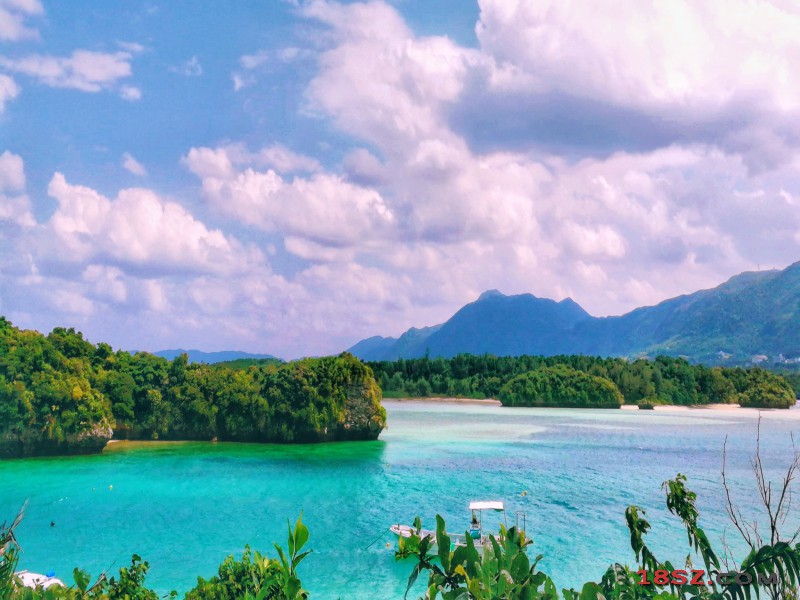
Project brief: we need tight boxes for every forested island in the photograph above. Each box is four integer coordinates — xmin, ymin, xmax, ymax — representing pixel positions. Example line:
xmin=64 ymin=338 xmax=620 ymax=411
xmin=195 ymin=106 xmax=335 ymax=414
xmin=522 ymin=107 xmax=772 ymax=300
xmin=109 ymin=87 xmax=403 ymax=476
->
xmin=0 ymin=318 xmax=386 ymax=458
xmin=369 ymin=354 xmax=798 ymax=409
xmin=2 ymin=317 xmax=798 ymax=458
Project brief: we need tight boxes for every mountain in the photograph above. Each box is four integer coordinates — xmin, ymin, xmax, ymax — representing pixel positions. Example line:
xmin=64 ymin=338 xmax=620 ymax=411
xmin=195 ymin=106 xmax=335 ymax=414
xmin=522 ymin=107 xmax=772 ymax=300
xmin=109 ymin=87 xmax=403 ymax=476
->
xmin=418 ymin=292 xmax=590 ymax=358
xmin=348 ymin=261 xmax=800 ymax=363
xmin=576 ymin=262 xmax=800 ymax=361
xmin=153 ymin=349 xmax=280 ymax=364
xmin=347 ymin=325 xmax=443 ymax=361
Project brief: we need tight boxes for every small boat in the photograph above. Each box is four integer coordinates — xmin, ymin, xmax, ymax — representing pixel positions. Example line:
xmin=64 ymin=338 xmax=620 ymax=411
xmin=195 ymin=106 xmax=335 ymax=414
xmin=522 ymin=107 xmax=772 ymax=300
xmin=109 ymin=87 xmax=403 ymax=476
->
xmin=391 ymin=500 xmax=526 ymax=551
xmin=15 ymin=570 xmax=65 ymax=590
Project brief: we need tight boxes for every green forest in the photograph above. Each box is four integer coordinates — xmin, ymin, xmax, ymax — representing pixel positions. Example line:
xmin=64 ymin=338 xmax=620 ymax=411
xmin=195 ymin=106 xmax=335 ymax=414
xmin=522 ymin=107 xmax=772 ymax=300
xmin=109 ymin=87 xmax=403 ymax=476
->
xmin=369 ymin=354 xmax=798 ymax=409
xmin=0 ymin=318 xmax=386 ymax=458
xmin=2 ymin=318 xmax=798 ymax=458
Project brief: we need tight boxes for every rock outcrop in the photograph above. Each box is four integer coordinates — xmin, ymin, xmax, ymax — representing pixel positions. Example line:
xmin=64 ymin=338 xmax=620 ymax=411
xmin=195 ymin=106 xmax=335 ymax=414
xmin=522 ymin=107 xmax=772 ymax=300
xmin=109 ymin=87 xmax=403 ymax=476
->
xmin=0 ymin=424 xmax=112 ymax=459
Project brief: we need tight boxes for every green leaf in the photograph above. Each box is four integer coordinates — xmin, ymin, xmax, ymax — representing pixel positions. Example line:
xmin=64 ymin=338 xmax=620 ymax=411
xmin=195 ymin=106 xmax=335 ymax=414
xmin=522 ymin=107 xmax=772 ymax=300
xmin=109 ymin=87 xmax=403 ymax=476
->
xmin=435 ymin=515 xmax=452 ymax=573
xmin=274 ymin=543 xmax=289 ymax=572
xmin=510 ymin=551 xmax=530 ymax=581
xmin=292 ymin=550 xmax=312 ymax=570
xmin=404 ymin=563 xmax=424 ymax=600
xmin=578 ymin=581 xmax=604 ymax=600
xmin=73 ymin=567 xmax=90 ymax=592
xmin=293 ymin=516 xmax=310 ymax=552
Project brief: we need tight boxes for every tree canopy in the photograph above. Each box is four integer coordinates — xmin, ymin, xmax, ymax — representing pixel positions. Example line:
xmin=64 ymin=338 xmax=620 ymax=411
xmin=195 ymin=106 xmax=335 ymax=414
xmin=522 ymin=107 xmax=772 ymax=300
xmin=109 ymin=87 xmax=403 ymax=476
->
xmin=0 ymin=318 xmax=386 ymax=457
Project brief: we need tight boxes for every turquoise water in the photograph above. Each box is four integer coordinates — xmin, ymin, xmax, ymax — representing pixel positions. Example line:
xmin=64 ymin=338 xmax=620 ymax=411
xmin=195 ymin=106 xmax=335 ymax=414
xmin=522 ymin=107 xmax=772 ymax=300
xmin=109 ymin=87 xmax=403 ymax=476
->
xmin=3 ymin=401 xmax=800 ymax=599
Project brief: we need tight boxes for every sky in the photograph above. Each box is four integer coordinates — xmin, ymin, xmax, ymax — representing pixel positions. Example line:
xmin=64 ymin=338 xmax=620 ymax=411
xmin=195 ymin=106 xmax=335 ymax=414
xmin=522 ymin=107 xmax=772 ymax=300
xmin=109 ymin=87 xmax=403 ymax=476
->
xmin=2 ymin=0 xmax=800 ymax=359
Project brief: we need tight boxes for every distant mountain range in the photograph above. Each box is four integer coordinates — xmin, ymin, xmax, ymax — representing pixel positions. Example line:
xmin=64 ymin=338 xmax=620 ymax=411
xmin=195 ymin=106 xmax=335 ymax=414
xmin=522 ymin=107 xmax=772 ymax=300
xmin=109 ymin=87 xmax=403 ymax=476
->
xmin=153 ymin=349 xmax=279 ymax=364
xmin=348 ymin=261 xmax=800 ymax=364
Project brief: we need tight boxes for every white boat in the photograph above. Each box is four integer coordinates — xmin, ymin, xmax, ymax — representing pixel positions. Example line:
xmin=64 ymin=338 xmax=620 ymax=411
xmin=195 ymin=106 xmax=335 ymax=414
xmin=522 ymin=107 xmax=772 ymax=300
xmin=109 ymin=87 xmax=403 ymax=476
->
xmin=391 ymin=500 xmax=526 ymax=551
xmin=15 ymin=570 xmax=65 ymax=590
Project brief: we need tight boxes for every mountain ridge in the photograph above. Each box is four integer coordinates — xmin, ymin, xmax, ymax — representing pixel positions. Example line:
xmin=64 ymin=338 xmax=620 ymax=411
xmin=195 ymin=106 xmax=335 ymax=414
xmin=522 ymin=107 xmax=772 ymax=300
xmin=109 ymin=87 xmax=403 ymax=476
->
xmin=347 ymin=262 xmax=800 ymax=364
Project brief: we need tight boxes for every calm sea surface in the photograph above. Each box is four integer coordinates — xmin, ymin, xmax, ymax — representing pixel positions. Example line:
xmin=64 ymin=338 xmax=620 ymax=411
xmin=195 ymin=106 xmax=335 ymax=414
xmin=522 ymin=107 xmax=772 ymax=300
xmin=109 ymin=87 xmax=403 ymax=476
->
xmin=3 ymin=401 xmax=800 ymax=599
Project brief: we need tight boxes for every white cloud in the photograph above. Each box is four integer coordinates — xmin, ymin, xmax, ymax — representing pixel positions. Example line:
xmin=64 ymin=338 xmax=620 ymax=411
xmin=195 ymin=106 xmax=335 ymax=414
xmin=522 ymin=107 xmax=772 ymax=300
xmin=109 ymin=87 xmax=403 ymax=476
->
xmin=0 ymin=73 xmax=19 ymax=112
xmin=303 ymin=0 xmax=481 ymax=153
xmin=185 ymin=143 xmax=320 ymax=176
xmin=240 ymin=47 xmax=308 ymax=70
xmin=0 ymin=150 xmax=34 ymax=228
xmin=190 ymin=155 xmax=394 ymax=252
xmin=0 ymin=149 xmax=24 ymax=191
xmin=476 ymin=0 xmax=800 ymax=112
xmin=232 ymin=73 xmax=249 ymax=91
xmin=121 ymin=152 xmax=147 ymax=177
xmin=240 ymin=50 xmax=270 ymax=70
xmin=116 ymin=41 xmax=145 ymax=54
xmin=43 ymin=172 xmax=264 ymax=275
xmin=254 ymin=145 xmax=321 ymax=173
xmin=0 ymin=50 xmax=134 ymax=92
xmin=183 ymin=146 xmax=234 ymax=179
xmin=0 ymin=0 xmax=42 ymax=41
xmin=83 ymin=264 xmax=127 ymax=304
xmin=120 ymin=85 xmax=141 ymax=101
xmin=277 ymin=1 xmax=800 ymax=324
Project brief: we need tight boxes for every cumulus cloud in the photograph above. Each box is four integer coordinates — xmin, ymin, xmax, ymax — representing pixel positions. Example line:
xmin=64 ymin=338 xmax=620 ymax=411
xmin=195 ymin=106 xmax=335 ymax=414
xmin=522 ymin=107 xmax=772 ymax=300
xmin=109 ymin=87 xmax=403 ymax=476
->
xmin=186 ymin=145 xmax=394 ymax=254
xmin=0 ymin=50 xmax=134 ymax=93
xmin=278 ymin=0 xmax=800 ymax=322
xmin=456 ymin=0 xmax=800 ymax=170
xmin=476 ymin=0 xmax=800 ymax=111
xmin=42 ymin=173 xmax=264 ymax=275
xmin=303 ymin=0 xmax=481 ymax=153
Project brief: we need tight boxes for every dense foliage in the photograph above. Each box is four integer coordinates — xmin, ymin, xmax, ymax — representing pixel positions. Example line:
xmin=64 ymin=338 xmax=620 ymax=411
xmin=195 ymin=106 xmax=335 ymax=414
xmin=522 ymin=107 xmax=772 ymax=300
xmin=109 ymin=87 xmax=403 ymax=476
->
xmin=736 ymin=382 xmax=797 ymax=409
xmin=369 ymin=354 xmax=797 ymax=408
xmin=0 ymin=318 xmax=386 ymax=457
xmin=185 ymin=517 xmax=310 ymax=600
xmin=498 ymin=365 xmax=623 ymax=408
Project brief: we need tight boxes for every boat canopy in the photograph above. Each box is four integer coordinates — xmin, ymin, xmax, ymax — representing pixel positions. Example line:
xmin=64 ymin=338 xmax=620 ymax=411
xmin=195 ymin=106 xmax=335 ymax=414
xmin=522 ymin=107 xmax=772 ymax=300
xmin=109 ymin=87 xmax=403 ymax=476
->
xmin=469 ymin=501 xmax=504 ymax=511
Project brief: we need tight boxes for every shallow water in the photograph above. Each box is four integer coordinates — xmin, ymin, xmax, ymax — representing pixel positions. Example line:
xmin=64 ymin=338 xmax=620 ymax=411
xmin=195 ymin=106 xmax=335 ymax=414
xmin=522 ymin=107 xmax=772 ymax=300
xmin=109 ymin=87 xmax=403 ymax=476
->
xmin=2 ymin=402 xmax=800 ymax=599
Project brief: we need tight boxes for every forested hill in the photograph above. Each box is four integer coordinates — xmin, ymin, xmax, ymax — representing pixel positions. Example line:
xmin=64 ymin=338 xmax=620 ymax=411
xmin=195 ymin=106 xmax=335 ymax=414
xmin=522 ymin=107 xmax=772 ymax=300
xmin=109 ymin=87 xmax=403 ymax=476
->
xmin=349 ymin=261 xmax=800 ymax=364
xmin=369 ymin=354 xmax=797 ymax=409
xmin=0 ymin=318 xmax=386 ymax=458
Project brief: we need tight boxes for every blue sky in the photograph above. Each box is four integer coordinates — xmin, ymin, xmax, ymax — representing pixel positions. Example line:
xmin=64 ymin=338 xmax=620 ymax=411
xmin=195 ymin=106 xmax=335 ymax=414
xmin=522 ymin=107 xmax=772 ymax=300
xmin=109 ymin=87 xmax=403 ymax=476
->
xmin=2 ymin=0 xmax=800 ymax=358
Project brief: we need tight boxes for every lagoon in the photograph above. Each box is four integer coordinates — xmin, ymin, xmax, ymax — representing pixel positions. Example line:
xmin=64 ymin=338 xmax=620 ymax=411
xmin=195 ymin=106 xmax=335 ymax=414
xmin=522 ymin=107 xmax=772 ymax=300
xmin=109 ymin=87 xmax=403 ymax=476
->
xmin=2 ymin=401 xmax=800 ymax=599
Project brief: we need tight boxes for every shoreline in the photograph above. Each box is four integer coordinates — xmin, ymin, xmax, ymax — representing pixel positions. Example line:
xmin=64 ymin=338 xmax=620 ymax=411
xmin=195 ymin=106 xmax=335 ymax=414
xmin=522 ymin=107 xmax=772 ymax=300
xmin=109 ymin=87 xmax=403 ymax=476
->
xmin=383 ymin=398 xmax=795 ymax=411
xmin=383 ymin=396 xmax=502 ymax=406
